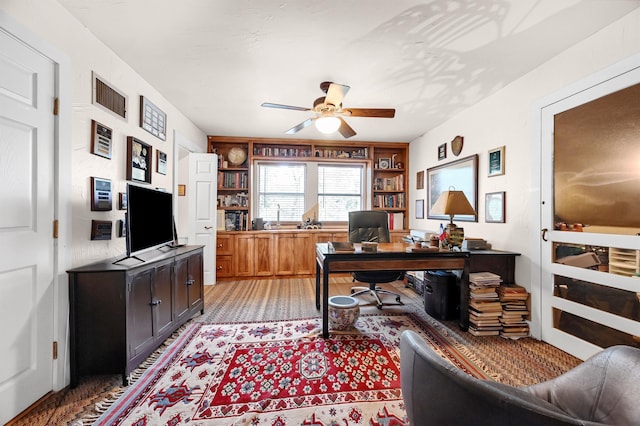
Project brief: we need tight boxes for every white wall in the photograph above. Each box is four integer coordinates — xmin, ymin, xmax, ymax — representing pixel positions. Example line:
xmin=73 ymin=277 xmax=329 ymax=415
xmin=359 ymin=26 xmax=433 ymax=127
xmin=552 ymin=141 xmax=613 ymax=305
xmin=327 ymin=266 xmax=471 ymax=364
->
xmin=409 ymin=8 xmax=640 ymax=301
xmin=1 ymin=0 xmax=208 ymax=267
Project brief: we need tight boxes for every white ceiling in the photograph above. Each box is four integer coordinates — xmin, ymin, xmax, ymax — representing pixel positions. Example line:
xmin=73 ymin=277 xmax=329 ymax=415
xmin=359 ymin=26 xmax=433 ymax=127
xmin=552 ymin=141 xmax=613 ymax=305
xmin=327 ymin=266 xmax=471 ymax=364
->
xmin=58 ymin=0 xmax=639 ymax=142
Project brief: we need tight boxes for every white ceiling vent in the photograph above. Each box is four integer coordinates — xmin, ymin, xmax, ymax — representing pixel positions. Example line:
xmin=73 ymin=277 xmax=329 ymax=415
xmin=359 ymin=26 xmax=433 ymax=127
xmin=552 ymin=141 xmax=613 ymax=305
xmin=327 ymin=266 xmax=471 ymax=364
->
xmin=92 ymin=71 xmax=127 ymax=119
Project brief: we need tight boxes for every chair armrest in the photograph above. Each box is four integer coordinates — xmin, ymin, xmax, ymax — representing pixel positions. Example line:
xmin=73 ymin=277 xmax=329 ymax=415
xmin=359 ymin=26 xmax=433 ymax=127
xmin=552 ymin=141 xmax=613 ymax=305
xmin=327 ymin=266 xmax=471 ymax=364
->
xmin=525 ymin=345 xmax=640 ymax=425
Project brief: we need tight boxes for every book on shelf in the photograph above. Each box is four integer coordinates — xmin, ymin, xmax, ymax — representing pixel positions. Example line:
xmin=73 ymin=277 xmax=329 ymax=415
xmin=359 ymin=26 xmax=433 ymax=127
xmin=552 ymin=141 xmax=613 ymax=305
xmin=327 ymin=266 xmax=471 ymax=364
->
xmin=388 ymin=212 xmax=404 ymax=230
xmin=224 ymin=211 xmax=248 ymax=231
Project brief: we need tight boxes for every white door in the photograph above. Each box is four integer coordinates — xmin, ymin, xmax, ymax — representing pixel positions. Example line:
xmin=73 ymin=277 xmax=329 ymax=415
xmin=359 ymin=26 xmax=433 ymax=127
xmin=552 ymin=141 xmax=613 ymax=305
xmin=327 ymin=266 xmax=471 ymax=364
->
xmin=0 ymin=28 xmax=56 ymax=423
xmin=539 ymin=60 xmax=640 ymax=360
xmin=188 ymin=153 xmax=218 ymax=284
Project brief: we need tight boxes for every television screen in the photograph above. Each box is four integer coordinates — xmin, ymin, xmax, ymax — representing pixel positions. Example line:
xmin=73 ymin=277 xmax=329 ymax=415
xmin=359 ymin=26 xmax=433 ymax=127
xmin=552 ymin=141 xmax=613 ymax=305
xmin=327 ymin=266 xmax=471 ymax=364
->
xmin=126 ymin=184 xmax=174 ymax=256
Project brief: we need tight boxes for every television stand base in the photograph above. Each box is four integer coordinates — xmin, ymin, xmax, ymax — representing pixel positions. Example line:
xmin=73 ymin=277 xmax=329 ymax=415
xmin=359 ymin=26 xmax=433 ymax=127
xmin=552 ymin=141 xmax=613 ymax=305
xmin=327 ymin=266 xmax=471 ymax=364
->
xmin=112 ymin=255 xmax=144 ymax=265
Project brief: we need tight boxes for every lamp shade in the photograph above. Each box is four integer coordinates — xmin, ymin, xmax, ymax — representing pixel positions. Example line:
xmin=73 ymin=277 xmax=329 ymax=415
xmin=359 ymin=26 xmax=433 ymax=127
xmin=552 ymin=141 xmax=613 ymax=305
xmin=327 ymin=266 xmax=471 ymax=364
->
xmin=431 ymin=190 xmax=476 ymax=223
xmin=315 ymin=115 xmax=341 ymax=134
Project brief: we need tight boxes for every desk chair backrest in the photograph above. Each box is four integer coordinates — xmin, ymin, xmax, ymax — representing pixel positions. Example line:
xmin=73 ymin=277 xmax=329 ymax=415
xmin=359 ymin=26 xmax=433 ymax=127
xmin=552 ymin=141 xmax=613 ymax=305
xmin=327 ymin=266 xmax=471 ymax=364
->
xmin=348 ymin=210 xmax=391 ymax=244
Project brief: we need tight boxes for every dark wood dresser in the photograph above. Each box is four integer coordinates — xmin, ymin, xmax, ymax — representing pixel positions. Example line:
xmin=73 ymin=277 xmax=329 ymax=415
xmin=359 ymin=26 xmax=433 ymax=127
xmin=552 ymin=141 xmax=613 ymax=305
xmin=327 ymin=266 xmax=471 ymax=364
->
xmin=67 ymin=245 xmax=204 ymax=387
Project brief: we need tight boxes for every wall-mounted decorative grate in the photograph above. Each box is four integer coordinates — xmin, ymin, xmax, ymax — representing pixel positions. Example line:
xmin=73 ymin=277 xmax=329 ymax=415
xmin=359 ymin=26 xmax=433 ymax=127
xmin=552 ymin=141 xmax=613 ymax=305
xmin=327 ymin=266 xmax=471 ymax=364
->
xmin=92 ymin=71 xmax=127 ymax=119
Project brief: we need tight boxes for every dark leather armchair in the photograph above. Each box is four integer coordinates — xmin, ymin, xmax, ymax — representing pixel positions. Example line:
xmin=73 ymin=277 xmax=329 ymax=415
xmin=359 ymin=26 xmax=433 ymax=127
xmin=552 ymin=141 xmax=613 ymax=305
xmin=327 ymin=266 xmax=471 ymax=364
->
xmin=400 ymin=330 xmax=640 ymax=425
xmin=348 ymin=210 xmax=403 ymax=309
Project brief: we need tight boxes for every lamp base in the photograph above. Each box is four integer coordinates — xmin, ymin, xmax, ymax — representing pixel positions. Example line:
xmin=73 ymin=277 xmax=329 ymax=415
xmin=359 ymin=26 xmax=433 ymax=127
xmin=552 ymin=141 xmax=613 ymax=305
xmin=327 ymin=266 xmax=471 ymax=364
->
xmin=446 ymin=223 xmax=464 ymax=248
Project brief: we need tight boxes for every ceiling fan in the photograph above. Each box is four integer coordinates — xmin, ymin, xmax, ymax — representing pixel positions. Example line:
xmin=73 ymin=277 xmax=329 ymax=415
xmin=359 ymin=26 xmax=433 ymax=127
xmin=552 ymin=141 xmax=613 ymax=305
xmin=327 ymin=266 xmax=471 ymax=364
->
xmin=261 ymin=81 xmax=395 ymax=138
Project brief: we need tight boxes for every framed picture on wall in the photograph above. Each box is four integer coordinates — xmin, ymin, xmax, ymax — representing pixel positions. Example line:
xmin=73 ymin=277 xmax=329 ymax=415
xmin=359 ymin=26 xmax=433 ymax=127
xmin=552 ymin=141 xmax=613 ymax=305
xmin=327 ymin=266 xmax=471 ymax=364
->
xmin=416 ymin=170 xmax=424 ymax=190
xmin=90 ymin=120 xmax=113 ymax=159
xmin=157 ymin=150 xmax=167 ymax=175
xmin=485 ymin=191 xmax=506 ymax=223
xmin=140 ymin=95 xmax=167 ymax=140
xmin=438 ymin=143 xmax=447 ymax=160
xmin=415 ymin=199 xmax=425 ymax=219
xmin=488 ymin=146 xmax=505 ymax=176
xmin=427 ymin=154 xmax=479 ymax=222
xmin=126 ymin=136 xmax=152 ymax=184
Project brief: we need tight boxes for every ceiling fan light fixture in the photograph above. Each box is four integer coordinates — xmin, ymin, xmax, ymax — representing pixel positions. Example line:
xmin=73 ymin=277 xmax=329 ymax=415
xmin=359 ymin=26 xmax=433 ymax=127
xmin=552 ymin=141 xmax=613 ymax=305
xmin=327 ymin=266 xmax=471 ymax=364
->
xmin=315 ymin=115 xmax=341 ymax=134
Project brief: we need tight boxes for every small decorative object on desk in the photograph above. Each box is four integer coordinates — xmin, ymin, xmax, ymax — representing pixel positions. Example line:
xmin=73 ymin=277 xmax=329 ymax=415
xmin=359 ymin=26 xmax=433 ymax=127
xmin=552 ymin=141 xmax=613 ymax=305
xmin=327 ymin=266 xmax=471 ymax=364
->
xmin=328 ymin=241 xmax=354 ymax=253
xmin=361 ymin=241 xmax=378 ymax=252
xmin=406 ymin=246 xmax=439 ymax=253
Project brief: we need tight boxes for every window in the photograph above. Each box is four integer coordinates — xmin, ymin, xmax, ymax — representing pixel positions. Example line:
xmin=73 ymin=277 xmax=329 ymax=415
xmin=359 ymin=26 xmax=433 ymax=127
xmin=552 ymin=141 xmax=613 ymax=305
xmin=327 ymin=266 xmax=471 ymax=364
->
xmin=255 ymin=161 xmax=365 ymax=223
xmin=318 ymin=165 xmax=362 ymax=221
xmin=256 ymin=163 xmax=305 ymax=221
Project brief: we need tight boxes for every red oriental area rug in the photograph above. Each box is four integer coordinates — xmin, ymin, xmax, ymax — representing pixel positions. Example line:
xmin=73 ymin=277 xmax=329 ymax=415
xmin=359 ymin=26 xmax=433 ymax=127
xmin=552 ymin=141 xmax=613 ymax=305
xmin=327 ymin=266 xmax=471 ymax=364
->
xmin=95 ymin=313 xmax=487 ymax=425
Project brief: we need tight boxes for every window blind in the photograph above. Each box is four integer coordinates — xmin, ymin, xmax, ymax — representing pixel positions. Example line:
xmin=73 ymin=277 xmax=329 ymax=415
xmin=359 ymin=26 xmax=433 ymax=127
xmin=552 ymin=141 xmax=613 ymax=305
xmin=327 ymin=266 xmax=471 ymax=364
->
xmin=318 ymin=165 xmax=362 ymax=221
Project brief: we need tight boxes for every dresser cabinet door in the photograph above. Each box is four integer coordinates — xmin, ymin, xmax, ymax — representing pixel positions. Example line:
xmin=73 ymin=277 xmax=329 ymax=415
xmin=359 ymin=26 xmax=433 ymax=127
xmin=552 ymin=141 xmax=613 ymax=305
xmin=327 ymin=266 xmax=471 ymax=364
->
xmin=174 ymin=257 xmax=190 ymax=323
xmin=128 ymin=270 xmax=155 ymax=359
xmin=154 ymin=262 xmax=174 ymax=338
xmin=187 ymin=252 xmax=203 ymax=310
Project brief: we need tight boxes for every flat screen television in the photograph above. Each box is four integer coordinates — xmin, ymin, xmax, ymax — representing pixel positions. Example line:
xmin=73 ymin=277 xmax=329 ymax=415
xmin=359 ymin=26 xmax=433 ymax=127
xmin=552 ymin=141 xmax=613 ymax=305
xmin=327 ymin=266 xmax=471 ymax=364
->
xmin=126 ymin=183 xmax=175 ymax=257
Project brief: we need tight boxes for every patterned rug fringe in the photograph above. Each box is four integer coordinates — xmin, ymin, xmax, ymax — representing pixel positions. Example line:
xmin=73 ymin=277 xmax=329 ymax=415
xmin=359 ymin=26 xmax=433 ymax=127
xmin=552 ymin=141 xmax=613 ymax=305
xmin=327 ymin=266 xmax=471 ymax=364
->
xmin=76 ymin=322 xmax=193 ymax=424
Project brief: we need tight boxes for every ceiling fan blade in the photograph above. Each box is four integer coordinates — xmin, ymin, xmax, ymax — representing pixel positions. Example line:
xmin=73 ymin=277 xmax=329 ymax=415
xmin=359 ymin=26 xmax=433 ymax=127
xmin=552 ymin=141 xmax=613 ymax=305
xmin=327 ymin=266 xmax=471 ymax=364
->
xmin=337 ymin=117 xmax=356 ymax=139
xmin=261 ymin=102 xmax=311 ymax=112
xmin=285 ymin=117 xmax=315 ymax=135
xmin=343 ymin=108 xmax=395 ymax=118
xmin=325 ymin=83 xmax=350 ymax=107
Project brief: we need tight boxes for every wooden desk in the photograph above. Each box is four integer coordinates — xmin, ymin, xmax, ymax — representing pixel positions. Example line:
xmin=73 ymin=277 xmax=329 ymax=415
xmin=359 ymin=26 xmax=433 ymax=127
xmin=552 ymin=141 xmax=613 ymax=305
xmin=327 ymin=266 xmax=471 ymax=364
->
xmin=315 ymin=243 xmax=470 ymax=338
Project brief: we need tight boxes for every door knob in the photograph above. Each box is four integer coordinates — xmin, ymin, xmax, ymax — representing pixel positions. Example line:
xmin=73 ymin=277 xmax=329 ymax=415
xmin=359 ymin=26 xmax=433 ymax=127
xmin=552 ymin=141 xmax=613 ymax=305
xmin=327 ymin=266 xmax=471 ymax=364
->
xmin=204 ymin=226 xmax=213 ymax=230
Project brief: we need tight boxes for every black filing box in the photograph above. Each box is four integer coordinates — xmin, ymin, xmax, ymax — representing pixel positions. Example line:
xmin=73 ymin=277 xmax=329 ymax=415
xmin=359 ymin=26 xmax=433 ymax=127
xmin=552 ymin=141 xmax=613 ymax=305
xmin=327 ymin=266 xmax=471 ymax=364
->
xmin=424 ymin=270 xmax=459 ymax=320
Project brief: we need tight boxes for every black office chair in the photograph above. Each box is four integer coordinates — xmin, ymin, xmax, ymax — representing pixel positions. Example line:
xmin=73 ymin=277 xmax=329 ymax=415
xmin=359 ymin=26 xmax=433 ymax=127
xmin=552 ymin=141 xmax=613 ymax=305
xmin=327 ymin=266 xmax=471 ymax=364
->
xmin=348 ymin=210 xmax=404 ymax=309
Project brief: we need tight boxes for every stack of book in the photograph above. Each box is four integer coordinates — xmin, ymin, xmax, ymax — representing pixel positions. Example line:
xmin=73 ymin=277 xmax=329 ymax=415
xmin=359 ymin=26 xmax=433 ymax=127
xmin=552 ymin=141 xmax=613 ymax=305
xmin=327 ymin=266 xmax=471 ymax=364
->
xmin=468 ymin=272 xmax=503 ymax=336
xmin=497 ymin=284 xmax=530 ymax=339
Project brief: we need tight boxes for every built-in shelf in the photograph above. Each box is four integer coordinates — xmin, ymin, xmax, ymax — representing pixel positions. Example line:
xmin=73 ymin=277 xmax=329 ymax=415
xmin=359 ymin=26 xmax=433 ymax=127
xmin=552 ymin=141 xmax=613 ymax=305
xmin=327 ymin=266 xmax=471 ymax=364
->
xmin=208 ymin=136 xmax=409 ymax=230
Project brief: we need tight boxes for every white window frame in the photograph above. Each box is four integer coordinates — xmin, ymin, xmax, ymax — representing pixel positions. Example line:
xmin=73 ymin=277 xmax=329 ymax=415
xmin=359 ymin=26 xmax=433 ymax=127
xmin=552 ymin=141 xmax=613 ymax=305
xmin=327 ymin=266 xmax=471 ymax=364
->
xmin=253 ymin=160 xmax=368 ymax=225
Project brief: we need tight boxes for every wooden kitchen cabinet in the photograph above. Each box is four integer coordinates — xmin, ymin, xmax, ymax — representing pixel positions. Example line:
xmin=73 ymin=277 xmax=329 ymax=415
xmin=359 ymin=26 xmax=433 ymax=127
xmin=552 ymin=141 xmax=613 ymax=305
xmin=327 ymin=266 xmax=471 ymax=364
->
xmin=314 ymin=231 xmax=348 ymax=244
xmin=215 ymin=233 xmax=234 ymax=278
xmin=275 ymin=232 xmax=315 ymax=275
xmin=216 ymin=229 xmax=409 ymax=280
xmin=235 ymin=233 xmax=274 ymax=276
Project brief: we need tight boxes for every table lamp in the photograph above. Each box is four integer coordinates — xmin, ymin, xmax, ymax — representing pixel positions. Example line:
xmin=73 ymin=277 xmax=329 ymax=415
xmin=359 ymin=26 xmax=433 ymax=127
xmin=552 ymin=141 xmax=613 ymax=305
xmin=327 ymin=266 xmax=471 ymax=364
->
xmin=431 ymin=187 xmax=476 ymax=248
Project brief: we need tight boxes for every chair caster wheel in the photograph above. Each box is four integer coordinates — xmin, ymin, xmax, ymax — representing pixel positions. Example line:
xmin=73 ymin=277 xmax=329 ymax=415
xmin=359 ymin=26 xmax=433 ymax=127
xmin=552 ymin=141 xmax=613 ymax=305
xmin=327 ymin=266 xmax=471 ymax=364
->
xmin=377 ymin=304 xmax=383 ymax=309
xmin=396 ymin=297 xmax=402 ymax=303
xmin=350 ymin=289 xmax=355 ymax=294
